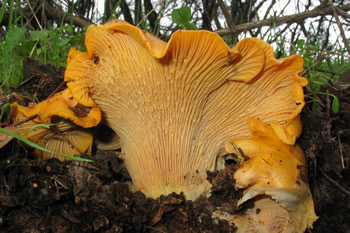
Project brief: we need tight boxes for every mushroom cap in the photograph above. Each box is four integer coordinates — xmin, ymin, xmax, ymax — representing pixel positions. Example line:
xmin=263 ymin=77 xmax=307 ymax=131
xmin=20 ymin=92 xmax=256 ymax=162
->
xmin=63 ymin=19 xmax=307 ymax=200
xmin=10 ymin=88 xmax=98 ymax=161
xmin=12 ymin=88 xmax=101 ymax=128
xmin=12 ymin=108 xmax=93 ymax=161
xmin=225 ymin=118 xmax=318 ymax=232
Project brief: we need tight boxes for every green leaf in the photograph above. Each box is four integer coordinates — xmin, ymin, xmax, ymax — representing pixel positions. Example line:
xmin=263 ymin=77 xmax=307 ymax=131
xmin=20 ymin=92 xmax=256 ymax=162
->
xmin=331 ymin=95 xmax=339 ymax=113
xmin=172 ymin=6 xmax=192 ymax=26
xmin=0 ymin=103 xmax=10 ymax=120
xmin=57 ymin=38 xmax=71 ymax=47
xmin=312 ymin=101 xmax=320 ymax=112
xmin=5 ymin=27 xmax=26 ymax=48
xmin=0 ymin=126 xmax=94 ymax=162
xmin=184 ymin=22 xmax=197 ymax=30
xmin=65 ymin=25 xmax=74 ymax=35
xmin=297 ymin=39 xmax=305 ymax=48
xmin=20 ymin=41 xmax=37 ymax=56
xmin=30 ymin=30 xmax=50 ymax=42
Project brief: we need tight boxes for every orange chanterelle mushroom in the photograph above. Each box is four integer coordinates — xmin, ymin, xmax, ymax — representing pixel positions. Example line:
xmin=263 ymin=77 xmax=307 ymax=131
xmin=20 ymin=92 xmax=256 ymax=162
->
xmin=12 ymin=20 xmax=318 ymax=232
xmin=11 ymin=88 xmax=100 ymax=161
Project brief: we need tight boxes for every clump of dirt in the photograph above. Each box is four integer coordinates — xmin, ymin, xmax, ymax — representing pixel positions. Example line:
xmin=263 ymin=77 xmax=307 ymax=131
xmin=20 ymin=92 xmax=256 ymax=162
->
xmin=18 ymin=57 xmax=66 ymax=102
xmin=0 ymin=148 xmax=239 ymax=232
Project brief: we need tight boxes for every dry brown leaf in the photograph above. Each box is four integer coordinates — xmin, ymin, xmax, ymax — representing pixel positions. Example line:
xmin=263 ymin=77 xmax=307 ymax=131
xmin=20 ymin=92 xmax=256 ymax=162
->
xmin=0 ymin=125 xmax=19 ymax=149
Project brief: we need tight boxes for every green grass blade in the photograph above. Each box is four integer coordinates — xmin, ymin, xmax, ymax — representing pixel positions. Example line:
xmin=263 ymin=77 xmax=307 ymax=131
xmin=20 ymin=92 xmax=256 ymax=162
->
xmin=331 ymin=95 xmax=340 ymax=113
xmin=108 ymin=0 xmax=123 ymax=22
xmin=9 ymin=0 xmax=14 ymax=28
xmin=0 ymin=0 xmax=8 ymax=24
xmin=0 ymin=103 xmax=11 ymax=120
xmin=0 ymin=127 xmax=94 ymax=162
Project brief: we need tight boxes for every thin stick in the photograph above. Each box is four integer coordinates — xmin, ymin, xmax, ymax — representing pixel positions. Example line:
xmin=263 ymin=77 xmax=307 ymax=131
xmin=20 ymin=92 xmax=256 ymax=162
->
xmin=338 ymin=132 xmax=345 ymax=169
xmin=321 ymin=170 xmax=350 ymax=196
xmin=137 ymin=0 xmax=164 ymax=27
xmin=328 ymin=0 xmax=350 ymax=54
xmin=13 ymin=114 xmax=38 ymax=126
xmin=215 ymin=3 xmax=350 ymax=36
xmin=217 ymin=0 xmax=237 ymax=43
xmin=229 ymin=140 xmax=245 ymax=159
xmin=46 ymin=81 xmax=66 ymax=99
xmin=24 ymin=0 xmax=43 ymax=30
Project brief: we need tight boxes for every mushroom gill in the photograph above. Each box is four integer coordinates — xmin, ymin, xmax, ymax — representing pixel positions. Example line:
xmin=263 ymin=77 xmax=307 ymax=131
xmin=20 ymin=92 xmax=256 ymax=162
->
xmin=64 ymin=19 xmax=307 ymax=201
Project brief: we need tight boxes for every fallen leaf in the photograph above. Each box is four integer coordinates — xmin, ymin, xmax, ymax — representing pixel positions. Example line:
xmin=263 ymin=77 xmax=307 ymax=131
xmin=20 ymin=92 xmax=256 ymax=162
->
xmin=0 ymin=125 xmax=19 ymax=149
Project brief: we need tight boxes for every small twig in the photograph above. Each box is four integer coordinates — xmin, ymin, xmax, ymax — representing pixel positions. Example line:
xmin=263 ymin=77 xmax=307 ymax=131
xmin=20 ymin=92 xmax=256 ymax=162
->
xmin=144 ymin=226 xmax=166 ymax=233
xmin=321 ymin=170 xmax=350 ymax=196
xmin=336 ymin=7 xmax=350 ymax=18
xmin=46 ymin=81 xmax=66 ymax=99
xmin=137 ymin=0 xmax=164 ymax=27
xmin=24 ymin=0 xmax=43 ymax=30
xmin=301 ymin=54 xmax=327 ymax=77
xmin=326 ymin=89 xmax=331 ymax=117
xmin=229 ymin=140 xmax=245 ymax=159
xmin=338 ymin=132 xmax=345 ymax=169
xmin=328 ymin=0 xmax=350 ymax=54
xmin=306 ymin=86 xmax=326 ymax=108
xmin=215 ymin=3 xmax=350 ymax=36
xmin=13 ymin=114 xmax=38 ymax=127
xmin=217 ymin=0 xmax=237 ymax=43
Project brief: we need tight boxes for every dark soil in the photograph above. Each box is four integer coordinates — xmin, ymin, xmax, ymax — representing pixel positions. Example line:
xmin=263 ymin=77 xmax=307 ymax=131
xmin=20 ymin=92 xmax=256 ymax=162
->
xmin=299 ymin=71 xmax=350 ymax=233
xmin=0 ymin=58 xmax=349 ymax=232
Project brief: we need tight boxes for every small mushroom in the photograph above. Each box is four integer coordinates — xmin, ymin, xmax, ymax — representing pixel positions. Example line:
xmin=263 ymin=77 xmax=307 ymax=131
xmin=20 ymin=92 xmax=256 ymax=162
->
xmin=11 ymin=88 xmax=98 ymax=160
xmin=224 ymin=118 xmax=318 ymax=232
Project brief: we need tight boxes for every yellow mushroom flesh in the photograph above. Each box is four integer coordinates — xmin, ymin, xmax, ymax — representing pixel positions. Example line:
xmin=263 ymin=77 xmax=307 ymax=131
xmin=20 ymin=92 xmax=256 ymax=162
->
xmin=11 ymin=88 xmax=98 ymax=161
xmin=224 ymin=118 xmax=318 ymax=232
xmin=64 ymin=20 xmax=307 ymax=201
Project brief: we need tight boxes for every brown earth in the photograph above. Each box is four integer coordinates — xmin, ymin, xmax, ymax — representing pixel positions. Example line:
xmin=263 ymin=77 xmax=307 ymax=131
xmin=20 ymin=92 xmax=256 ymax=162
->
xmin=0 ymin=58 xmax=349 ymax=233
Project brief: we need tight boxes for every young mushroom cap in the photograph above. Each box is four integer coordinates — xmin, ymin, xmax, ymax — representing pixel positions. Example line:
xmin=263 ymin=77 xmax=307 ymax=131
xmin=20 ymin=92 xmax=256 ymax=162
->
xmin=63 ymin=19 xmax=308 ymax=200
xmin=12 ymin=88 xmax=101 ymax=128
xmin=225 ymin=118 xmax=318 ymax=232
xmin=12 ymin=109 xmax=93 ymax=161
xmin=11 ymin=88 xmax=99 ymax=161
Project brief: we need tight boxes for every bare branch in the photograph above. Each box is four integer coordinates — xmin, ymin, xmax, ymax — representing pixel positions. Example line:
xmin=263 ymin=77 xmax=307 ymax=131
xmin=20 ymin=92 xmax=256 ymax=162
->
xmin=201 ymin=0 xmax=215 ymax=30
xmin=217 ymin=0 xmax=237 ymax=43
xmin=337 ymin=7 xmax=350 ymax=18
xmin=44 ymin=2 xmax=91 ymax=28
xmin=217 ymin=0 xmax=235 ymax=29
xmin=328 ymin=0 xmax=350 ymax=54
xmin=215 ymin=3 xmax=350 ymax=36
xmin=144 ymin=0 xmax=159 ymax=31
